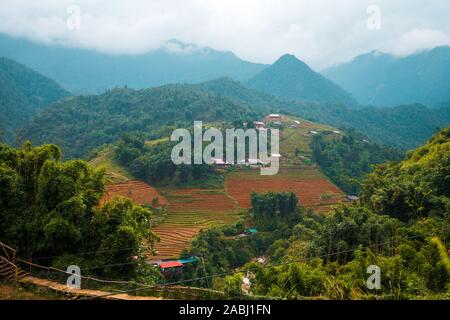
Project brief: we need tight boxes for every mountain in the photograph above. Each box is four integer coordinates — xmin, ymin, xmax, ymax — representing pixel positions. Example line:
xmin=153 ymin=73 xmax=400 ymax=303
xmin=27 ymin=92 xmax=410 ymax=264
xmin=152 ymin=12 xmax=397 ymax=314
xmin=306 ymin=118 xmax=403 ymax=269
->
xmin=197 ymin=77 xmax=286 ymax=112
xmin=196 ymin=77 xmax=450 ymax=150
xmin=18 ymin=74 xmax=450 ymax=158
xmin=0 ymin=34 xmax=267 ymax=94
xmin=21 ymin=85 xmax=260 ymax=158
xmin=0 ymin=57 xmax=69 ymax=144
xmin=324 ymin=47 xmax=450 ymax=107
xmin=246 ymin=54 xmax=359 ymax=107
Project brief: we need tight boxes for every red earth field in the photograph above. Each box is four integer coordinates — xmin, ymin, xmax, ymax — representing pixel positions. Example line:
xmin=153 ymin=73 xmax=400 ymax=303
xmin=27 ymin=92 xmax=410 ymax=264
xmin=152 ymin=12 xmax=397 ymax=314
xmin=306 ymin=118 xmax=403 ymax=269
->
xmin=99 ymin=180 xmax=168 ymax=208
xmin=102 ymin=167 xmax=343 ymax=259
xmin=150 ymin=188 xmax=239 ymax=260
xmin=226 ymin=166 xmax=343 ymax=212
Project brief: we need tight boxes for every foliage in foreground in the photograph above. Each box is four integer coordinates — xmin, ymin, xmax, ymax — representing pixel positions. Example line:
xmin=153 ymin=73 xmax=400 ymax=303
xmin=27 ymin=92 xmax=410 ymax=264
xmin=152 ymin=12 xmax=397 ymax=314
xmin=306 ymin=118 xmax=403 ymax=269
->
xmin=0 ymin=142 xmax=160 ymax=281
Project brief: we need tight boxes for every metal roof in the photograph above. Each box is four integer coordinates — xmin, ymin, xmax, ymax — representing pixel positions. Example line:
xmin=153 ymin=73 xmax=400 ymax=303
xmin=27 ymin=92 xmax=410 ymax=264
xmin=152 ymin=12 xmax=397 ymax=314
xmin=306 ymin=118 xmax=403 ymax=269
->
xmin=159 ymin=261 xmax=183 ymax=269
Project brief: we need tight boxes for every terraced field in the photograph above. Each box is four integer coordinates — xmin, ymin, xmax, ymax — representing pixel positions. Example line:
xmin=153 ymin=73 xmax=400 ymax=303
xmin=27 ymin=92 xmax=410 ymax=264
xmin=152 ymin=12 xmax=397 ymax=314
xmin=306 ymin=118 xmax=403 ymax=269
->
xmin=226 ymin=166 xmax=344 ymax=212
xmin=150 ymin=188 xmax=240 ymax=259
xmin=95 ymin=115 xmax=345 ymax=260
xmin=99 ymin=180 xmax=168 ymax=208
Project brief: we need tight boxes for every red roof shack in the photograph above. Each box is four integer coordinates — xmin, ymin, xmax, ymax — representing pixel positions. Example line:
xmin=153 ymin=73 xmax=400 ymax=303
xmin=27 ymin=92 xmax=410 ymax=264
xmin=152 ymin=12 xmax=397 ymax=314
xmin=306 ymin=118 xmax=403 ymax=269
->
xmin=160 ymin=261 xmax=184 ymax=270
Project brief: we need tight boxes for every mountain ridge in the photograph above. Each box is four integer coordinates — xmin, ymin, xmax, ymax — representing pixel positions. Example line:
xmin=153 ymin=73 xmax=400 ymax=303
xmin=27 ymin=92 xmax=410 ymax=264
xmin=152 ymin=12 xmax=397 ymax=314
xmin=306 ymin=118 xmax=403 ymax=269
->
xmin=247 ymin=53 xmax=359 ymax=107
xmin=0 ymin=33 xmax=267 ymax=94
xmin=324 ymin=46 xmax=450 ymax=107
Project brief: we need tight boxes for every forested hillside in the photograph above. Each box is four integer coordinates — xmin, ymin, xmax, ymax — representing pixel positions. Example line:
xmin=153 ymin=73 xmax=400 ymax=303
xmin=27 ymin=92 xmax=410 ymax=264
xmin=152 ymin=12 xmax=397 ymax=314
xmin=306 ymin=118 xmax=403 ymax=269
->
xmin=311 ymin=129 xmax=404 ymax=194
xmin=21 ymin=75 xmax=449 ymax=159
xmin=22 ymin=85 xmax=259 ymax=158
xmin=247 ymin=54 xmax=358 ymax=107
xmin=196 ymin=77 xmax=450 ymax=150
xmin=0 ymin=57 xmax=69 ymax=144
xmin=361 ymin=126 xmax=450 ymax=221
xmin=198 ymin=77 xmax=283 ymax=113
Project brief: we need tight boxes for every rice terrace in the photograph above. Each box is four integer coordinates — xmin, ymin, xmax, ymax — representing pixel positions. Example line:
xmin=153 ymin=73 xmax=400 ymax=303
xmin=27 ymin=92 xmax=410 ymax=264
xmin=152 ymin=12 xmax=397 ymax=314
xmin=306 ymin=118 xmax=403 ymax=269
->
xmin=96 ymin=115 xmax=346 ymax=260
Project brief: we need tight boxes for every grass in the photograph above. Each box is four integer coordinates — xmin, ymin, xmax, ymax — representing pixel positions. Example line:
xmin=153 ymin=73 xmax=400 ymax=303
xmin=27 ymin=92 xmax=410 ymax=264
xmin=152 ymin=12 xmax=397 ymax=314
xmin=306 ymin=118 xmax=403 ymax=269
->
xmin=279 ymin=115 xmax=337 ymax=164
xmin=89 ymin=145 xmax=133 ymax=184
xmin=144 ymin=137 xmax=169 ymax=148
xmin=226 ymin=165 xmax=325 ymax=180
xmin=0 ymin=282 xmax=61 ymax=300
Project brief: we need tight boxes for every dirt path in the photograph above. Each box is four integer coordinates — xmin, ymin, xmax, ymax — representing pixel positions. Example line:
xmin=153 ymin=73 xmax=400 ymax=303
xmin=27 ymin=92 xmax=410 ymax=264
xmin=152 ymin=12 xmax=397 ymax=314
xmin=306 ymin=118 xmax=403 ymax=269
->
xmin=19 ymin=276 xmax=163 ymax=300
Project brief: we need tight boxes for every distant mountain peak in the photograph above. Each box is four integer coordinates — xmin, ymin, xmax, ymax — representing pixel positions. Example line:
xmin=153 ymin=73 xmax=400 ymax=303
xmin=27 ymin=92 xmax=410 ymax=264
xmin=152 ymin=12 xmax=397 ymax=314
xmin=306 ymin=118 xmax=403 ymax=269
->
xmin=246 ymin=53 xmax=358 ymax=106
xmin=369 ymin=50 xmax=385 ymax=56
xmin=274 ymin=53 xmax=309 ymax=68
xmin=276 ymin=53 xmax=298 ymax=61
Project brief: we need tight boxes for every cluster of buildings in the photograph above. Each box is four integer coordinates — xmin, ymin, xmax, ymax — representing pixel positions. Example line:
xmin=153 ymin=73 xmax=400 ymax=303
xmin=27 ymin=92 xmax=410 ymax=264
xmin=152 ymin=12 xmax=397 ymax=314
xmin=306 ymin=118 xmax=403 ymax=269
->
xmin=211 ymin=114 xmax=283 ymax=168
xmin=211 ymin=156 xmax=281 ymax=168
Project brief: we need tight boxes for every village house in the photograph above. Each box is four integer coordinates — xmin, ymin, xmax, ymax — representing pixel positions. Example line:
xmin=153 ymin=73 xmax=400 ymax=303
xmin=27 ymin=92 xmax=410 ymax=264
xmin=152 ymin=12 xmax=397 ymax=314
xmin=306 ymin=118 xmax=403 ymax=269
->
xmin=345 ymin=195 xmax=359 ymax=201
xmin=253 ymin=121 xmax=265 ymax=129
xmin=267 ymin=114 xmax=281 ymax=122
xmin=212 ymin=158 xmax=226 ymax=166
xmin=159 ymin=260 xmax=184 ymax=274
xmin=271 ymin=153 xmax=281 ymax=159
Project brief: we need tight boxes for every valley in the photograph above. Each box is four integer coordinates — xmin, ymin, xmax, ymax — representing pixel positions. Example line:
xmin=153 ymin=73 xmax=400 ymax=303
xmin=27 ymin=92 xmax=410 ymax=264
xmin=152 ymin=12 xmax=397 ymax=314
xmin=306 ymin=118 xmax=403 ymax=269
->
xmin=93 ymin=115 xmax=346 ymax=260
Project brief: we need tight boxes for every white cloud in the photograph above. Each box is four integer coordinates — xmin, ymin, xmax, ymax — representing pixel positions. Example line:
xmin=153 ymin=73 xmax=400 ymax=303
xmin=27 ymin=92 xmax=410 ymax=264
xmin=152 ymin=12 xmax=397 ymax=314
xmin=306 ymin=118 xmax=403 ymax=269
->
xmin=391 ymin=28 xmax=450 ymax=56
xmin=0 ymin=0 xmax=449 ymax=69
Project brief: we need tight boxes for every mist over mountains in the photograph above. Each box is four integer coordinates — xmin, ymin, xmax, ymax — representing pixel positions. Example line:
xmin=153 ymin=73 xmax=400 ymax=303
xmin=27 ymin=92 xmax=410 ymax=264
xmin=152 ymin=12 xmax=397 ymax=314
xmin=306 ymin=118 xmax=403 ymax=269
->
xmin=0 ymin=34 xmax=267 ymax=94
xmin=3 ymin=32 xmax=450 ymax=111
xmin=324 ymin=46 xmax=450 ymax=108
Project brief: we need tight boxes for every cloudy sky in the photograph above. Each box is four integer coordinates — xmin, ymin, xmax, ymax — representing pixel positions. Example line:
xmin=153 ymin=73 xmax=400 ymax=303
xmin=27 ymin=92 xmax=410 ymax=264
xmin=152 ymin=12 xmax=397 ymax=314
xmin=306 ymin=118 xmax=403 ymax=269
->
xmin=0 ymin=0 xmax=449 ymax=69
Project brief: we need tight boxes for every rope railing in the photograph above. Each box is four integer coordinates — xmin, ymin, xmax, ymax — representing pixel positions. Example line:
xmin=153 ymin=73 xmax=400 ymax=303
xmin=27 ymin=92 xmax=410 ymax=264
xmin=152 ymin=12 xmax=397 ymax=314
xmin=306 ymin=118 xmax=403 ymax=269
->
xmin=14 ymin=257 xmax=225 ymax=299
xmin=0 ymin=241 xmax=16 ymax=262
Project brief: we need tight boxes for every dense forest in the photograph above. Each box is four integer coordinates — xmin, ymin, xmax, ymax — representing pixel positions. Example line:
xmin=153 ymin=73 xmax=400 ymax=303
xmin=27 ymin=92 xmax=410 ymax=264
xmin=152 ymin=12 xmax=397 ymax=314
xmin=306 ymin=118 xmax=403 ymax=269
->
xmin=179 ymin=127 xmax=450 ymax=299
xmin=23 ymin=85 xmax=259 ymax=158
xmin=311 ymin=129 xmax=404 ymax=194
xmin=0 ymin=142 xmax=160 ymax=281
xmin=113 ymin=133 xmax=215 ymax=185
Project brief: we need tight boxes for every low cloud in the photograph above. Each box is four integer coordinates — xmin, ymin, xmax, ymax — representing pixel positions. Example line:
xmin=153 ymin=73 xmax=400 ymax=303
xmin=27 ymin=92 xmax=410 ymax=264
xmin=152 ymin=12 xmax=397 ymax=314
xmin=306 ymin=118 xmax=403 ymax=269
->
xmin=0 ymin=0 xmax=449 ymax=69
xmin=392 ymin=28 xmax=450 ymax=56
